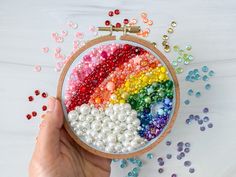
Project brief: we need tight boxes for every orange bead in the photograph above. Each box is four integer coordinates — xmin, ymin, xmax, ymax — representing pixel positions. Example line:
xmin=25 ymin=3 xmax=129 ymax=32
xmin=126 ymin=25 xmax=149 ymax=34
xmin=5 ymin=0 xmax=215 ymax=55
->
xmin=95 ymin=97 xmax=102 ymax=104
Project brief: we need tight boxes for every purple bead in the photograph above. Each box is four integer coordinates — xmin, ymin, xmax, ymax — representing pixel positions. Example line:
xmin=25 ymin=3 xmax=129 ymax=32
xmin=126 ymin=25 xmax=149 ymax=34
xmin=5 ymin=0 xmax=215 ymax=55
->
xmin=203 ymin=107 xmax=209 ymax=113
xmin=166 ymin=154 xmax=172 ymax=159
xmin=159 ymin=161 xmax=164 ymax=166
xmin=177 ymin=142 xmax=184 ymax=147
xmin=200 ymin=126 xmax=206 ymax=131
xmin=158 ymin=168 xmax=164 ymax=173
xmin=180 ymin=152 xmax=185 ymax=158
xmin=166 ymin=140 xmax=172 ymax=146
xmin=198 ymin=119 xmax=203 ymax=125
xmin=185 ymin=142 xmax=191 ymax=147
xmin=203 ymin=116 xmax=209 ymax=122
xmin=184 ymin=161 xmax=192 ymax=167
xmin=208 ymin=123 xmax=213 ymax=128
xmin=171 ymin=174 xmax=177 ymax=177
xmin=185 ymin=119 xmax=191 ymax=124
xmin=189 ymin=168 xmax=195 ymax=173
xmin=194 ymin=115 xmax=200 ymax=121
xmin=177 ymin=146 xmax=183 ymax=152
xmin=177 ymin=155 xmax=182 ymax=160
xmin=157 ymin=157 xmax=163 ymax=162
xmin=189 ymin=114 xmax=194 ymax=119
xmin=184 ymin=148 xmax=190 ymax=153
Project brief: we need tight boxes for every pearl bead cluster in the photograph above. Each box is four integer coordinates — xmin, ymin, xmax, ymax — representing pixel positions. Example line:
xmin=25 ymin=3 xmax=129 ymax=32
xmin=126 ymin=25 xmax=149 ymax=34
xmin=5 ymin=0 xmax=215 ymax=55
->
xmin=68 ymin=103 xmax=147 ymax=153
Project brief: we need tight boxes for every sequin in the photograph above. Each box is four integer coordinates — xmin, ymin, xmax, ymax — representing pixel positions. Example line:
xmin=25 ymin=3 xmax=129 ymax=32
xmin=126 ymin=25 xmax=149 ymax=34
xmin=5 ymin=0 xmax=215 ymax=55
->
xmin=184 ymin=99 xmax=190 ymax=105
xmin=189 ymin=168 xmax=195 ymax=173
xmin=208 ymin=70 xmax=215 ymax=77
xmin=205 ymin=83 xmax=211 ymax=90
xmin=184 ymin=161 xmax=192 ymax=167
xmin=195 ymin=91 xmax=201 ymax=98
xmin=187 ymin=89 xmax=194 ymax=96
xmin=171 ymin=21 xmax=177 ymax=27
xmin=147 ymin=153 xmax=154 ymax=159
xmin=208 ymin=123 xmax=213 ymax=128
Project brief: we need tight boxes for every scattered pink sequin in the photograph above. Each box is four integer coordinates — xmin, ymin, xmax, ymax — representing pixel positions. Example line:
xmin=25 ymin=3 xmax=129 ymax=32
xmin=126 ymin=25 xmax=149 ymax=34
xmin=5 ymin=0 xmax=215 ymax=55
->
xmin=42 ymin=47 xmax=49 ymax=53
xmin=34 ymin=65 xmax=41 ymax=72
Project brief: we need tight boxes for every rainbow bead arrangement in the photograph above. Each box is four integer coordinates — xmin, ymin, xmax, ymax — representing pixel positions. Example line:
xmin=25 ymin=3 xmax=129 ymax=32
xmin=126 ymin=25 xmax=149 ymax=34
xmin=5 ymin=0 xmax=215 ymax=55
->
xmin=65 ymin=43 xmax=175 ymax=153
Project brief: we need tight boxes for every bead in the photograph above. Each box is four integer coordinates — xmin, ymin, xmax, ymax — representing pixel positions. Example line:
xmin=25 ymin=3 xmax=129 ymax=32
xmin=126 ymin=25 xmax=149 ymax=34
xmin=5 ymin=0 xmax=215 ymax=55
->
xmin=166 ymin=154 xmax=172 ymax=159
xmin=185 ymin=45 xmax=192 ymax=51
xmin=34 ymin=65 xmax=41 ymax=72
xmin=184 ymin=99 xmax=190 ymax=105
xmin=203 ymin=116 xmax=209 ymax=122
xmin=195 ymin=91 xmax=201 ymax=98
xmin=166 ymin=140 xmax=172 ymax=146
xmin=26 ymin=114 xmax=32 ymax=120
xmin=167 ymin=27 xmax=174 ymax=34
xmin=208 ymin=70 xmax=215 ymax=77
xmin=200 ymin=126 xmax=205 ymax=131
xmin=171 ymin=174 xmax=177 ymax=177
xmin=164 ymin=45 xmax=171 ymax=53
xmin=105 ymin=20 xmax=110 ymax=26
xmin=115 ymin=22 xmax=121 ymax=28
xmin=184 ymin=148 xmax=190 ymax=153
xmin=108 ymin=11 xmax=114 ymax=17
xmin=202 ymin=66 xmax=209 ymax=72
xmin=189 ymin=168 xmax=195 ymax=173
xmin=203 ymin=107 xmax=209 ymax=113
xmin=42 ymin=92 xmax=48 ymax=98
xmin=35 ymin=90 xmax=40 ymax=96
xmin=208 ymin=123 xmax=213 ymax=128
xmin=32 ymin=111 xmax=37 ymax=117
xmin=171 ymin=21 xmax=177 ymax=27
xmin=114 ymin=9 xmax=120 ymax=15
xmin=123 ymin=19 xmax=129 ymax=24
xmin=202 ymin=75 xmax=208 ymax=81
xmin=184 ymin=161 xmax=192 ymax=167
xmin=173 ymin=45 xmax=179 ymax=52
xmin=187 ymin=89 xmax=194 ymax=96
xmin=147 ymin=153 xmax=154 ymax=159
xmin=205 ymin=83 xmax=211 ymax=90
xmin=158 ymin=168 xmax=164 ymax=173
xmin=162 ymin=35 xmax=169 ymax=41
xmin=42 ymin=105 xmax=47 ymax=111
xmin=28 ymin=96 xmax=34 ymax=102
xmin=175 ymin=67 xmax=183 ymax=74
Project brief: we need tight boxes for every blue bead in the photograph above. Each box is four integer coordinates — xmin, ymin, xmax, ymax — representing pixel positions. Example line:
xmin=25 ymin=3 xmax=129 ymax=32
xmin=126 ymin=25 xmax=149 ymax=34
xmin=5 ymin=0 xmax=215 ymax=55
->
xmin=208 ymin=70 xmax=215 ymax=77
xmin=184 ymin=99 xmax=190 ymax=105
xmin=185 ymin=118 xmax=191 ymax=124
xmin=147 ymin=153 xmax=154 ymax=159
xmin=195 ymin=91 xmax=201 ymax=98
xmin=189 ymin=168 xmax=195 ymax=173
xmin=198 ymin=119 xmax=203 ymax=125
xmin=208 ymin=123 xmax=213 ymax=128
xmin=203 ymin=116 xmax=209 ymax=122
xmin=202 ymin=66 xmax=209 ymax=72
xmin=202 ymin=75 xmax=208 ymax=81
xmin=185 ymin=142 xmax=191 ymax=147
xmin=187 ymin=89 xmax=194 ymax=96
xmin=200 ymin=126 xmax=206 ymax=131
xmin=205 ymin=83 xmax=211 ymax=90
xmin=203 ymin=107 xmax=209 ymax=113
xmin=194 ymin=115 xmax=200 ymax=121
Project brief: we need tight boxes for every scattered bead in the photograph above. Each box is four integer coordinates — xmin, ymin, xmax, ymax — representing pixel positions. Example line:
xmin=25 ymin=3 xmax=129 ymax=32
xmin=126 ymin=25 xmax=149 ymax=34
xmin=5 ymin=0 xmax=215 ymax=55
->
xmin=158 ymin=168 xmax=164 ymax=173
xmin=26 ymin=114 xmax=32 ymax=120
xmin=114 ymin=9 xmax=120 ymax=15
xmin=189 ymin=168 xmax=195 ymax=173
xmin=34 ymin=65 xmax=41 ymax=72
xmin=147 ymin=153 xmax=154 ymax=159
xmin=171 ymin=21 xmax=177 ymax=27
xmin=203 ymin=107 xmax=209 ymax=113
xmin=42 ymin=105 xmax=47 ymax=111
xmin=123 ymin=19 xmax=129 ymax=25
xmin=166 ymin=140 xmax=172 ymax=146
xmin=42 ymin=47 xmax=49 ymax=53
xmin=195 ymin=91 xmax=201 ymax=98
xmin=208 ymin=70 xmax=215 ymax=77
xmin=185 ymin=45 xmax=192 ymax=51
xmin=187 ymin=89 xmax=194 ymax=96
xmin=32 ymin=111 xmax=37 ymax=117
xmin=42 ymin=92 xmax=48 ymax=98
xmin=108 ymin=11 xmax=114 ymax=17
xmin=202 ymin=66 xmax=209 ymax=72
xmin=28 ymin=96 xmax=34 ymax=102
xmin=105 ymin=20 xmax=110 ymax=26
xmin=205 ymin=83 xmax=211 ymax=90
xmin=184 ymin=160 xmax=192 ymax=167
xmin=35 ymin=90 xmax=40 ymax=96
xmin=208 ymin=123 xmax=213 ymax=128
xmin=200 ymin=126 xmax=205 ymax=131
xmin=184 ymin=99 xmax=190 ymax=105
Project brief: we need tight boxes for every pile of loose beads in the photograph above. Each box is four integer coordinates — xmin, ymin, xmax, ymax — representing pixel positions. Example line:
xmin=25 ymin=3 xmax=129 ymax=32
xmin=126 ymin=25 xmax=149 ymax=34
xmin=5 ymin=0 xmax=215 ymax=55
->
xmin=105 ymin=9 xmax=130 ymax=28
xmin=172 ymin=45 xmax=194 ymax=74
xmin=112 ymin=157 xmax=144 ymax=177
xmin=136 ymin=12 xmax=153 ymax=38
xmin=26 ymin=90 xmax=48 ymax=120
xmin=68 ymin=103 xmax=147 ymax=153
xmin=185 ymin=107 xmax=213 ymax=131
xmin=65 ymin=43 xmax=176 ymax=150
xmin=162 ymin=21 xmax=177 ymax=53
xmin=156 ymin=140 xmax=196 ymax=176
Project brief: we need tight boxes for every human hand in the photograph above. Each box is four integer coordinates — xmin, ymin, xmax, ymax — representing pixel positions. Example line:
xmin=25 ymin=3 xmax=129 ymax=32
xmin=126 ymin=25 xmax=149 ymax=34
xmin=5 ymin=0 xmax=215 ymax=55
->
xmin=29 ymin=97 xmax=111 ymax=177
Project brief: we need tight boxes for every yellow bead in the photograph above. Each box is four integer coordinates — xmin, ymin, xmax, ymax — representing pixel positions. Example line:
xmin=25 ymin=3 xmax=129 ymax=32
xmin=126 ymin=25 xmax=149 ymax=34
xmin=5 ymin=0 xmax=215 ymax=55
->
xmin=121 ymin=92 xmax=129 ymax=99
xmin=160 ymin=66 xmax=166 ymax=73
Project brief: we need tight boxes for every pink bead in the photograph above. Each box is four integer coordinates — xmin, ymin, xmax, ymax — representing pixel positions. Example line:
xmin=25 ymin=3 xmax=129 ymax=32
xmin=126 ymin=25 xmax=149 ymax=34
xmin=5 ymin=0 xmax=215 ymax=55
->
xmin=106 ymin=81 xmax=115 ymax=91
xmin=42 ymin=47 xmax=49 ymax=53
xmin=55 ymin=47 xmax=61 ymax=53
xmin=34 ymin=65 xmax=41 ymax=72
xmin=61 ymin=30 xmax=68 ymax=37
xmin=72 ymin=23 xmax=78 ymax=29
xmin=54 ymin=53 xmax=61 ymax=59
xmin=76 ymin=32 xmax=84 ymax=39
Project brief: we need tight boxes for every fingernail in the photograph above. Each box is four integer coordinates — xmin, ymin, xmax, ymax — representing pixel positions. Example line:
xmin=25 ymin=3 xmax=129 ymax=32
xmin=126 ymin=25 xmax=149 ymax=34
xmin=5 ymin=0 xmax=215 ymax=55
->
xmin=48 ymin=97 xmax=56 ymax=112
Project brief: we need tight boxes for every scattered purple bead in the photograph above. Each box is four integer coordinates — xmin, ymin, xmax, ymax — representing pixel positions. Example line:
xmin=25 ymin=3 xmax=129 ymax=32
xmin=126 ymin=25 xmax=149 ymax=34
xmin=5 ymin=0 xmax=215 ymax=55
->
xmin=184 ymin=160 xmax=192 ymax=167
xmin=200 ymin=126 xmax=206 ymax=131
xmin=189 ymin=168 xmax=195 ymax=173
xmin=203 ymin=107 xmax=209 ymax=113
xmin=208 ymin=123 xmax=213 ymax=128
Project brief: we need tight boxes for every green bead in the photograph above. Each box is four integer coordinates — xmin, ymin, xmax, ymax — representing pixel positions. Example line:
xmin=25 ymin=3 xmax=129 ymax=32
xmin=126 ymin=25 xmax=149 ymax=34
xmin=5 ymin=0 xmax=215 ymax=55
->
xmin=165 ymin=80 xmax=173 ymax=89
xmin=144 ymin=96 xmax=151 ymax=103
xmin=173 ymin=45 xmax=179 ymax=52
xmin=208 ymin=70 xmax=215 ymax=77
xmin=176 ymin=67 xmax=183 ymax=74
xmin=188 ymin=55 xmax=194 ymax=61
xmin=186 ymin=45 xmax=192 ymax=51
xmin=172 ymin=60 xmax=178 ymax=67
xmin=178 ymin=49 xmax=184 ymax=56
xmin=177 ymin=57 xmax=183 ymax=63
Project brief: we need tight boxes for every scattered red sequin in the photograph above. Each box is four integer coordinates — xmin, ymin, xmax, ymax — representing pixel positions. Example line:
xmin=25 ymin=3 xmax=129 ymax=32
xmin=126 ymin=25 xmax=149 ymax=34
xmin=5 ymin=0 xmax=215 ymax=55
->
xmin=26 ymin=114 xmax=32 ymax=120
xmin=28 ymin=96 xmax=34 ymax=102
xmin=32 ymin=111 xmax=37 ymax=117
xmin=114 ymin=9 xmax=120 ymax=15
xmin=123 ymin=19 xmax=129 ymax=25
xmin=105 ymin=20 xmax=111 ymax=26
xmin=116 ymin=22 xmax=121 ymax=28
xmin=108 ymin=11 xmax=114 ymax=17
xmin=42 ymin=105 xmax=47 ymax=111
xmin=35 ymin=90 xmax=40 ymax=96
xmin=42 ymin=92 xmax=48 ymax=98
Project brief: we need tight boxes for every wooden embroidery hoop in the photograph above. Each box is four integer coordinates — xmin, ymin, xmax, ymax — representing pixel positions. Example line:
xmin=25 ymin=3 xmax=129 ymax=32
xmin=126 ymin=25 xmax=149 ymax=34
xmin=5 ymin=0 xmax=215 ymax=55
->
xmin=57 ymin=26 xmax=180 ymax=159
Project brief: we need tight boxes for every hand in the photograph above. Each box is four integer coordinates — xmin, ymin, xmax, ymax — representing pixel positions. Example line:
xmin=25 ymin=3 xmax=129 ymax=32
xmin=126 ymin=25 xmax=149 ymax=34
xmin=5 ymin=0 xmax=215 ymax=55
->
xmin=29 ymin=97 xmax=111 ymax=177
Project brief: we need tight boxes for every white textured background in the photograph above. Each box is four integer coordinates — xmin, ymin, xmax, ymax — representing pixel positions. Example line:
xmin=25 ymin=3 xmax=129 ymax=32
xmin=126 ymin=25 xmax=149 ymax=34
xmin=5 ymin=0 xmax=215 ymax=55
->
xmin=0 ymin=0 xmax=236 ymax=177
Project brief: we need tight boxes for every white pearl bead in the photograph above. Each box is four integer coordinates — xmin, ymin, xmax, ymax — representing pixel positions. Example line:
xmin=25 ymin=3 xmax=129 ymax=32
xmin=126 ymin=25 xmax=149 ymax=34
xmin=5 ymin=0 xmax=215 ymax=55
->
xmin=108 ymin=122 xmax=115 ymax=129
xmin=103 ymin=117 xmax=110 ymax=124
xmin=117 ymin=134 xmax=125 ymax=142
xmin=91 ymin=121 xmax=102 ymax=131
xmin=124 ymin=130 xmax=133 ymax=140
xmin=109 ymin=114 xmax=118 ymax=121
xmin=105 ymin=107 xmax=114 ymax=116
xmin=118 ymin=113 xmax=126 ymax=122
xmin=127 ymin=124 xmax=135 ymax=131
xmin=130 ymin=110 xmax=138 ymax=118
xmin=126 ymin=116 xmax=133 ymax=124
xmin=114 ymin=143 xmax=122 ymax=152
xmin=113 ymin=126 xmax=121 ymax=134
xmin=78 ymin=115 xmax=86 ymax=121
xmin=75 ymin=106 xmax=81 ymax=113
xmin=130 ymin=140 xmax=138 ymax=148
xmin=121 ymin=147 xmax=128 ymax=153
xmin=75 ymin=130 xmax=83 ymax=136
xmin=123 ymin=103 xmax=131 ymax=111
xmin=82 ymin=121 xmax=90 ymax=129
xmin=70 ymin=121 xmax=77 ymax=127
xmin=127 ymin=146 xmax=134 ymax=152
xmin=122 ymin=140 xmax=130 ymax=147
xmin=80 ymin=104 xmax=91 ymax=115
xmin=107 ymin=134 xmax=116 ymax=143
xmin=97 ymin=133 xmax=105 ymax=140
xmin=95 ymin=140 xmax=104 ymax=148
xmin=91 ymin=108 xmax=99 ymax=116
xmin=95 ymin=114 xmax=103 ymax=121
xmin=119 ymin=122 xmax=127 ymax=131
xmin=132 ymin=119 xmax=141 ymax=127
xmin=113 ymin=104 xmax=120 ymax=112
xmin=84 ymin=136 xmax=93 ymax=144
xmin=68 ymin=110 xmax=78 ymax=121
xmin=86 ymin=115 xmax=94 ymax=122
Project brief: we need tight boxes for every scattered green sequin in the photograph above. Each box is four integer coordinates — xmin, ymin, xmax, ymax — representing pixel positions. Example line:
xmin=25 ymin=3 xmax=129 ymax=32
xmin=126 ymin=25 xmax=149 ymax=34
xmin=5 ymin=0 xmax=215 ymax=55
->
xmin=173 ymin=45 xmax=179 ymax=52
xmin=186 ymin=45 xmax=192 ymax=51
xmin=176 ymin=67 xmax=183 ymax=74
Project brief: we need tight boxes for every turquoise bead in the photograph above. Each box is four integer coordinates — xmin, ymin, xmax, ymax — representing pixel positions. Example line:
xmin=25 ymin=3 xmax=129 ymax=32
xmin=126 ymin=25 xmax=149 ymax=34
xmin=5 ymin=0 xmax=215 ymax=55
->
xmin=209 ymin=70 xmax=215 ymax=77
xmin=147 ymin=153 xmax=154 ymax=159
xmin=188 ymin=89 xmax=194 ymax=96
xmin=202 ymin=75 xmax=208 ymax=81
xmin=205 ymin=83 xmax=211 ymax=90
xmin=184 ymin=99 xmax=190 ymax=105
xmin=202 ymin=66 xmax=209 ymax=72
xmin=195 ymin=91 xmax=201 ymax=98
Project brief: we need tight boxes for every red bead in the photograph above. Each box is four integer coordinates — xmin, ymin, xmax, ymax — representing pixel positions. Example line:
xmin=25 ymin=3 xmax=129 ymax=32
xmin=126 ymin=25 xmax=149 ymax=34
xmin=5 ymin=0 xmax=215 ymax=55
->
xmin=42 ymin=92 xmax=48 ymax=98
xmin=42 ymin=105 xmax=47 ymax=111
xmin=105 ymin=20 xmax=110 ymax=26
xmin=123 ymin=18 xmax=129 ymax=25
xmin=26 ymin=114 xmax=32 ymax=120
xmin=108 ymin=11 xmax=114 ymax=17
xmin=32 ymin=111 xmax=37 ymax=117
xmin=28 ymin=96 xmax=34 ymax=102
xmin=114 ymin=9 xmax=120 ymax=15
xmin=123 ymin=44 xmax=131 ymax=50
xmin=116 ymin=22 xmax=121 ymax=28
xmin=35 ymin=90 xmax=40 ymax=96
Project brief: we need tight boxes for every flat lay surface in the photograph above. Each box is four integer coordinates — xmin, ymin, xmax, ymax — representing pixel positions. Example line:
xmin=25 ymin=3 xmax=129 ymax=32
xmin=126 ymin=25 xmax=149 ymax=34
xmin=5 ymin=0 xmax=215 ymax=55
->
xmin=0 ymin=0 xmax=236 ymax=176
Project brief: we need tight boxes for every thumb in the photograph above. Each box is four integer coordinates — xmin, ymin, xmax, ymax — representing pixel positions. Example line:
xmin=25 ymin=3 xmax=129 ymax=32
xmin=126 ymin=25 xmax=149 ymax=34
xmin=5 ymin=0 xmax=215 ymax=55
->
xmin=35 ymin=97 xmax=64 ymax=160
